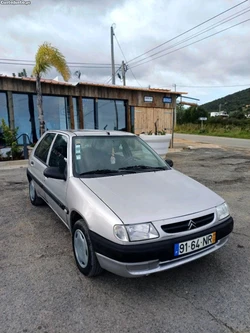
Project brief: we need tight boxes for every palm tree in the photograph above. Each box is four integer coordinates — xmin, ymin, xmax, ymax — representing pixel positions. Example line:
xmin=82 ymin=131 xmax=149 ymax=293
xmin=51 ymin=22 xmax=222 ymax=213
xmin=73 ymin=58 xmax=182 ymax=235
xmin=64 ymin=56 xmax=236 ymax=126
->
xmin=33 ymin=42 xmax=71 ymax=136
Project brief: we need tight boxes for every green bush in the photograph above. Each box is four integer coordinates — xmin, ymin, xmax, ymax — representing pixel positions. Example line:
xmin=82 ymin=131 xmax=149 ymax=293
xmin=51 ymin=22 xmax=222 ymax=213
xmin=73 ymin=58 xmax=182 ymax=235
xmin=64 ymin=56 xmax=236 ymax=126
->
xmin=1 ymin=119 xmax=22 ymax=160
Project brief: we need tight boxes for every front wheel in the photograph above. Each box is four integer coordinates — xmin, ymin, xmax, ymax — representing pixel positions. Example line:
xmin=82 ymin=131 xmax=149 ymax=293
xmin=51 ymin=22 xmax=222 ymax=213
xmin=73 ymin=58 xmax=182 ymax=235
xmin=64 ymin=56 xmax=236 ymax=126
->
xmin=72 ymin=219 xmax=103 ymax=277
xmin=29 ymin=179 xmax=44 ymax=206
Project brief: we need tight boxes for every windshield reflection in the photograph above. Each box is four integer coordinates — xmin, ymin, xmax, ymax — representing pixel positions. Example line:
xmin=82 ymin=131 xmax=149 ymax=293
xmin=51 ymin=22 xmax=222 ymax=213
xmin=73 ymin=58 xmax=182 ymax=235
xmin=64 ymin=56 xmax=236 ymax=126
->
xmin=73 ymin=136 xmax=168 ymax=177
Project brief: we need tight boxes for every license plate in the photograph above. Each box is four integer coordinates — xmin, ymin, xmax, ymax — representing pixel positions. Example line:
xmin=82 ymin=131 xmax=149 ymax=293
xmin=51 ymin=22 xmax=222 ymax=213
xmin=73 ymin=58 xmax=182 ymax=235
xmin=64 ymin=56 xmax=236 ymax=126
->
xmin=174 ymin=232 xmax=216 ymax=257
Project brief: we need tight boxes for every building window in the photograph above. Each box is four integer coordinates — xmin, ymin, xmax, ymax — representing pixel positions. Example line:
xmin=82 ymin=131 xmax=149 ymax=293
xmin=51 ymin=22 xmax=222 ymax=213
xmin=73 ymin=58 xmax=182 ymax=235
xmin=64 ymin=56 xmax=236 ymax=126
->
xmin=13 ymin=93 xmax=39 ymax=143
xmin=97 ymin=99 xmax=126 ymax=131
xmin=0 ymin=92 xmax=8 ymax=125
xmin=83 ymin=98 xmax=95 ymax=129
xmin=33 ymin=95 xmax=68 ymax=132
xmin=0 ymin=92 xmax=8 ymax=146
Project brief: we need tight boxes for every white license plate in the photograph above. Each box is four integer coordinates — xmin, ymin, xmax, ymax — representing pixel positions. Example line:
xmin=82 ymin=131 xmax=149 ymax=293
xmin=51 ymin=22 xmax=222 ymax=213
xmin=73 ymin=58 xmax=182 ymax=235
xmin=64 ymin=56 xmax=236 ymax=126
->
xmin=174 ymin=232 xmax=216 ymax=256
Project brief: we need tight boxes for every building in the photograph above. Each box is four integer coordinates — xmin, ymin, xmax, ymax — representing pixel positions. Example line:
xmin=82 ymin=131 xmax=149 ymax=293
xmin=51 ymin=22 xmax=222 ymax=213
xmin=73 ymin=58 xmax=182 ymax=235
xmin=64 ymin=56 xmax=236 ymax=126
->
xmin=210 ymin=111 xmax=229 ymax=118
xmin=0 ymin=75 xmax=186 ymax=143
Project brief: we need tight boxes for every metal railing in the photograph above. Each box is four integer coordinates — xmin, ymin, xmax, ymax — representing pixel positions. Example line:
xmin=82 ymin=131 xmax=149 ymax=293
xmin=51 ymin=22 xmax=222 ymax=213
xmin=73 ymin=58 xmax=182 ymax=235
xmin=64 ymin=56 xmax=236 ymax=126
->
xmin=0 ymin=133 xmax=32 ymax=160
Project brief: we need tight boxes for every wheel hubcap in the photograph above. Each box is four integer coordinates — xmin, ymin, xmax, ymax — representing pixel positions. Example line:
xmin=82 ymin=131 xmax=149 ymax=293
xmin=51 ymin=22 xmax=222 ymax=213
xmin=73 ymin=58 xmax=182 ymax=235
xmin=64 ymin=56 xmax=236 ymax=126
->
xmin=29 ymin=180 xmax=35 ymax=201
xmin=74 ymin=229 xmax=89 ymax=268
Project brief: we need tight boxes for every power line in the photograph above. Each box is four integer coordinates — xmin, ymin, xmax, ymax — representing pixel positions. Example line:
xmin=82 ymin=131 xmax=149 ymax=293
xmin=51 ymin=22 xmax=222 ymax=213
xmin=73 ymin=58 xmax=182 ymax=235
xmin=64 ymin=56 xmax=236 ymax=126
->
xmin=129 ymin=7 xmax=250 ymax=67
xmin=130 ymin=18 xmax=250 ymax=69
xmin=176 ymin=84 xmax=250 ymax=88
xmin=0 ymin=58 xmax=119 ymax=66
xmin=114 ymin=32 xmax=142 ymax=86
xmin=105 ymin=68 xmax=120 ymax=84
xmin=126 ymin=0 xmax=248 ymax=65
xmin=0 ymin=61 xmax=118 ymax=69
xmin=114 ymin=34 xmax=127 ymax=62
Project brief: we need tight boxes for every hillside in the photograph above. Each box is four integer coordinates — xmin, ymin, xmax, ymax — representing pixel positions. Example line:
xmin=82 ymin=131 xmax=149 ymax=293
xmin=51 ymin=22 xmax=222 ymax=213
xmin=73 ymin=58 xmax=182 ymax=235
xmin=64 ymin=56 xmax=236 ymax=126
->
xmin=201 ymin=87 xmax=250 ymax=114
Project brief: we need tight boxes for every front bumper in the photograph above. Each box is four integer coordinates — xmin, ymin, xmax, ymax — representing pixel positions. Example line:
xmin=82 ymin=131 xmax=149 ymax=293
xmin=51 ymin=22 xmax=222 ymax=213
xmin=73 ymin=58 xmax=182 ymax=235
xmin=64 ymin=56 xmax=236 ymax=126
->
xmin=90 ymin=216 xmax=234 ymax=278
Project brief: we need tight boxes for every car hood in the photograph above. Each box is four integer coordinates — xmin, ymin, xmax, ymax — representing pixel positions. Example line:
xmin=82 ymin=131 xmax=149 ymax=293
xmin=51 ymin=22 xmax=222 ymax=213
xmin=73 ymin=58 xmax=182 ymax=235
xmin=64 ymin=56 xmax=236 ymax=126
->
xmin=81 ymin=170 xmax=224 ymax=224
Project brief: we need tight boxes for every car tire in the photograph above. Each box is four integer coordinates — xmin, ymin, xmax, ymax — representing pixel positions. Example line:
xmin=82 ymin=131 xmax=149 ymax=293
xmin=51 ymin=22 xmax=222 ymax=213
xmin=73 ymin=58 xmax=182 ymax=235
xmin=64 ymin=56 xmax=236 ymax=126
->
xmin=29 ymin=179 xmax=44 ymax=206
xmin=72 ymin=219 xmax=103 ymax=277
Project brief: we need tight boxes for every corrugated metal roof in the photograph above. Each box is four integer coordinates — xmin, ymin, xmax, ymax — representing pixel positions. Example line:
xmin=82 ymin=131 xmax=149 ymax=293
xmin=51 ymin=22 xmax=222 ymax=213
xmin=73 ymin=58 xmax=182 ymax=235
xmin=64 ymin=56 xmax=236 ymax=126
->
xmin=0 ymin=75 xmax=187 ymax=94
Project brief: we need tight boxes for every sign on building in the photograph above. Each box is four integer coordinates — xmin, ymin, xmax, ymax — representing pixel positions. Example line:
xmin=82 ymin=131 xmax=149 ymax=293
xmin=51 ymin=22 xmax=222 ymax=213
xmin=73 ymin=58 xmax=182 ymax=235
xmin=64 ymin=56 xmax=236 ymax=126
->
xmin=144 ymin=96 xmax=153 ymax=102
xmin=163 ymin=97 xmax=172 ymax=103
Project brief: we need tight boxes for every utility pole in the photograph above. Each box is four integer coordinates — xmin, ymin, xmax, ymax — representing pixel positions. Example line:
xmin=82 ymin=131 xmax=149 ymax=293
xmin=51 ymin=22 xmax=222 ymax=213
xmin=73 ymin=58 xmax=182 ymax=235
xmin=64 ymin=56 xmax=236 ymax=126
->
xmin=122 ymin=61 xmax=126 ymax=86
xmin=171 ymin=83 xmax=177 ymax=148
xmin=174 ymin=84 xmax=177 ymax=126
xmin=111 ymin=24 xmax=115 ymax=85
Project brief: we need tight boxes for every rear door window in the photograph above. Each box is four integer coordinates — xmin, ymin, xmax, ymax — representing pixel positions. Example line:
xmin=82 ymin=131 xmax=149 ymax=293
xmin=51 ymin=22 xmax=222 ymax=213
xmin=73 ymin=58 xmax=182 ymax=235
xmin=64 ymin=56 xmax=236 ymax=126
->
xmin=34 ymin=133 xmax=56 ymax=164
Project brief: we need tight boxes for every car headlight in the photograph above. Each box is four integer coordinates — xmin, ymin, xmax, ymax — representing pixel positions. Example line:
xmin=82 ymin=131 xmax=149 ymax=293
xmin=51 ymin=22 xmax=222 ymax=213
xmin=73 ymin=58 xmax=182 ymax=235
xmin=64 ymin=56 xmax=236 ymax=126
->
xmin=114 ymin=223 xmax=159 ymax=242
xmin=216 ymin=202 xmax=230 ymax=220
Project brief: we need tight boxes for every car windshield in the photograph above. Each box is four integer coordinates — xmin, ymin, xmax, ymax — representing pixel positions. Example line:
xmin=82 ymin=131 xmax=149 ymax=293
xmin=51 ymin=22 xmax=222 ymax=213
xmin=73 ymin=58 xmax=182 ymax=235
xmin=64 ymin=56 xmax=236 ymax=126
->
xmin=72 ymin=135 xmax=169 ymax=177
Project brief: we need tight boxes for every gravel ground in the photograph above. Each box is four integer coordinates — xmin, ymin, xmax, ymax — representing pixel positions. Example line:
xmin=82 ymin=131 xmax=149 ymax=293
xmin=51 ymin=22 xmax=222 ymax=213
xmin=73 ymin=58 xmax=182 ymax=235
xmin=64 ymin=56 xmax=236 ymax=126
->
xmin=0 ymin=147 xmax=250 ymax=333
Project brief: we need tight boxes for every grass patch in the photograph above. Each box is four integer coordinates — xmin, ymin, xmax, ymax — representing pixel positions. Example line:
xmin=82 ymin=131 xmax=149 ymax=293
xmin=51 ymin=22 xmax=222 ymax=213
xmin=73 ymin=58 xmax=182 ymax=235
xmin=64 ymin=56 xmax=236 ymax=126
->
xmin=175 ymin=124 xmax=250 ymax=139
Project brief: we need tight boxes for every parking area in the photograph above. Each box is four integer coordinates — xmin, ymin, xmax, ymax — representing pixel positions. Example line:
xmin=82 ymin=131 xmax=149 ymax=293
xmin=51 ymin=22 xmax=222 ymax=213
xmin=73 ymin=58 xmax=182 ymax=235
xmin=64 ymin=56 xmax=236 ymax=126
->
xmin=0 ymin=146 xmax=250 ymax=333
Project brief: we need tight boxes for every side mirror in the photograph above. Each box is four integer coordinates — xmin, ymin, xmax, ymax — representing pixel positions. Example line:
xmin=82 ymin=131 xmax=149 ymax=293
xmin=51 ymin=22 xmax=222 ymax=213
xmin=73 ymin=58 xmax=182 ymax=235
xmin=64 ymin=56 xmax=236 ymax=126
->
xmin=165 ymin=159 xmax=173 ymax=167
xmin=44 ymin=167 xmax=66 ymax=180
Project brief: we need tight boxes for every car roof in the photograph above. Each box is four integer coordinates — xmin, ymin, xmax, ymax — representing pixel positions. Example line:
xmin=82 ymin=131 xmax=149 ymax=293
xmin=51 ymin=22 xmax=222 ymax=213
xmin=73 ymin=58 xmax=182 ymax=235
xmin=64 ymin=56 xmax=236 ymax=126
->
xmin=45 ymin=129 xmax=136 ymax=137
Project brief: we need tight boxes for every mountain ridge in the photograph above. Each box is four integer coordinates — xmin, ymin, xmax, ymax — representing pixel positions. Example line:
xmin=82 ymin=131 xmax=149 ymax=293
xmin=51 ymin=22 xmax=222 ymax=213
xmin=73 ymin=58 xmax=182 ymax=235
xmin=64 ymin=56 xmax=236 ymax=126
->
xmin=201 ymin=87 xmax=250 ymax=114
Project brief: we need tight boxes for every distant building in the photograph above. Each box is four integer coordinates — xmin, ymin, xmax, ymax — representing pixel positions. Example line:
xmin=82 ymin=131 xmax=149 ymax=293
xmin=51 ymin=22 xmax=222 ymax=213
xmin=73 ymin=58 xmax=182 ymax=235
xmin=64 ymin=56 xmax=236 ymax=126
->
xmin=210 ymin=111 xmax=229 ymax=118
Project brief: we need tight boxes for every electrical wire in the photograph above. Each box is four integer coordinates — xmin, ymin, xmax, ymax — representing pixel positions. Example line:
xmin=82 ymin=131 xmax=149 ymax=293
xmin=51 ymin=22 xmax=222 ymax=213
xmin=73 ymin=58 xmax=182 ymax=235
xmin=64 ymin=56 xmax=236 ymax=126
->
xmin=104 ymin=68 xmax=120 ymax=84
xmin=126 ymin=0 xmax=248 ymax=65
xmin=0 ymin=61 xmax=118 ymax=69
xmin=114 ymin=32 xmax=142 ymax=86
xmin=130 ymin=18 xmax=250 ymax=69
xmin=0 ymin=58 xmax=118 ymax=67
xmin=129 ymin=7 xmax=250 ymax=67
xmin=176 ymin=84 xmax=250 ymax=88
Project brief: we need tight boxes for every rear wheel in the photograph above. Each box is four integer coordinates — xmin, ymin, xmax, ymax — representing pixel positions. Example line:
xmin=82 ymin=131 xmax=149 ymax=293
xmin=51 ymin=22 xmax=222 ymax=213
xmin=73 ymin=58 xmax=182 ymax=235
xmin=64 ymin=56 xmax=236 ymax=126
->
xmin=29 ymin=179 xmax=44 ymax=206
xmin=72 ymin=219 xmax=103 ymax=277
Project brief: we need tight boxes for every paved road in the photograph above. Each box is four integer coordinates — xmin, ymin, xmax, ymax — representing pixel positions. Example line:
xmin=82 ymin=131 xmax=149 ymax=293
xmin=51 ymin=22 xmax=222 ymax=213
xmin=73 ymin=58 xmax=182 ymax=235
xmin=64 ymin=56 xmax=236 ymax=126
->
xmin=1 ymin=147 xmax=250 ymax=333
xmin=175 ymin=133 xmax=250 ymax=149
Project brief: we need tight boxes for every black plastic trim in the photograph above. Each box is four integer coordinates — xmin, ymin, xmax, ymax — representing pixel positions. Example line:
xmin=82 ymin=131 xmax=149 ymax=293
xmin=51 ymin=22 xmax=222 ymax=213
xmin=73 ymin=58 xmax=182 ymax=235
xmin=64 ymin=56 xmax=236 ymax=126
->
xmin=89 ymin=216 xmax=234 ymax=263
xmin=27 ymin=169 xmax=69 ymax=214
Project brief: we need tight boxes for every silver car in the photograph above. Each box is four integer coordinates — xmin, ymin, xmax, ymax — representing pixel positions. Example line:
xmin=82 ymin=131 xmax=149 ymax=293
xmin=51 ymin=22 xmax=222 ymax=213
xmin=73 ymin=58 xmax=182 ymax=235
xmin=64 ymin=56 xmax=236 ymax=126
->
xmin=27 ymin=130 xmax=234 ymax=278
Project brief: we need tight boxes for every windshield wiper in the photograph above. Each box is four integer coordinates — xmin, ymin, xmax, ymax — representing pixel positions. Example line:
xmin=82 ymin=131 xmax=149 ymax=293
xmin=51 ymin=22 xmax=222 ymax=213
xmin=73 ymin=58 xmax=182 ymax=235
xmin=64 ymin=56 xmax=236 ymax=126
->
xmin=119 ymin=165 xmax=167 ymax=171
xmin=79 ymin=169 xmax=136 ymax=176
xmin=79 ymin=169 xmax=119 ymax=176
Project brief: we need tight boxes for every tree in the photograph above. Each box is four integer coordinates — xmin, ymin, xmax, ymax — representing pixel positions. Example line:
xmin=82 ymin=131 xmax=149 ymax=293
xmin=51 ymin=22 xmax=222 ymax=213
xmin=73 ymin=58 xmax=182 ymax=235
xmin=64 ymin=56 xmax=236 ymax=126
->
xmin=182 ymin=106 xmax=208 ymax=124
xmin=176 ymin=104 xmax=186 ymax=124
xmin=32 ymin=42 xmax=71 ymax=136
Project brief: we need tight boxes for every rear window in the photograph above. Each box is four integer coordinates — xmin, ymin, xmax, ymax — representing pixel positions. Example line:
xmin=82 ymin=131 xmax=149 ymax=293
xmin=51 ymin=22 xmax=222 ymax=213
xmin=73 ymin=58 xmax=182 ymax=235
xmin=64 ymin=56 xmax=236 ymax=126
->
xmin=34 ymin=133 xmax=55 ymax=164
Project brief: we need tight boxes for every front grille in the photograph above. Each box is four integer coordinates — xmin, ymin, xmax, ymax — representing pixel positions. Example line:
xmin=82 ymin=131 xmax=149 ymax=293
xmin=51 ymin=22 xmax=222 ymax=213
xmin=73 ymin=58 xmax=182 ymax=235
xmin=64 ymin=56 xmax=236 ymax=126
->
xmin=161 ymin=213 xmax=214 ymax=234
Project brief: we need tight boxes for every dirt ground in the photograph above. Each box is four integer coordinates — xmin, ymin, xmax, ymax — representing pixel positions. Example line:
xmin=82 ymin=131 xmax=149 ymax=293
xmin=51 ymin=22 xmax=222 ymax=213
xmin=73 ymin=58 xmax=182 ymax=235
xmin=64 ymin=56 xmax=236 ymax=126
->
xmin=0 ymin=145 xmax=250 ymax=333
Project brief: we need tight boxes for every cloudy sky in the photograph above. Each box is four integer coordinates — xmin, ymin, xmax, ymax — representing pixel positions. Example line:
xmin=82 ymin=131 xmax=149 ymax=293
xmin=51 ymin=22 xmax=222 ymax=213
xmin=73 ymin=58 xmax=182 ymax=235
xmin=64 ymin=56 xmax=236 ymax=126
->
xmin=1 ymin=0 xmax=250 ymax=105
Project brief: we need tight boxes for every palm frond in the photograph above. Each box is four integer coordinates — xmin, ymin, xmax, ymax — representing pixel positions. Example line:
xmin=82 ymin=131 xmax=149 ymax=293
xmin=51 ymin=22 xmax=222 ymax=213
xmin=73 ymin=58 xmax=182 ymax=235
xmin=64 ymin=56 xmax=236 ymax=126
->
xmin=32 ymin=42 xmax=71 ymax=81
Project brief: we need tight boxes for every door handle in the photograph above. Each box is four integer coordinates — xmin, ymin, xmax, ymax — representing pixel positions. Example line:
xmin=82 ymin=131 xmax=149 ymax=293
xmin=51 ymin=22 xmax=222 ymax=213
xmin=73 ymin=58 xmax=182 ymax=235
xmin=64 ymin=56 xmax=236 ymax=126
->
xmin=30 ymin=161 xmax=34 ymax=166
